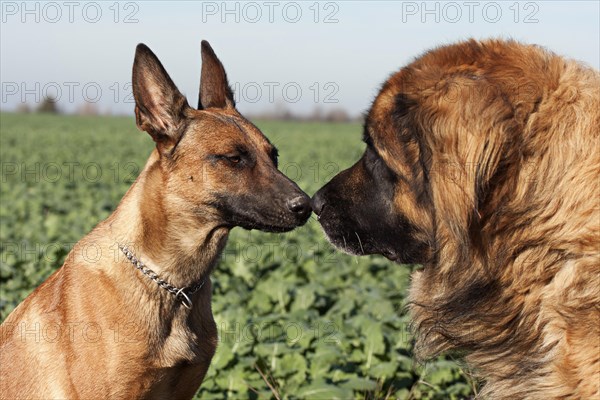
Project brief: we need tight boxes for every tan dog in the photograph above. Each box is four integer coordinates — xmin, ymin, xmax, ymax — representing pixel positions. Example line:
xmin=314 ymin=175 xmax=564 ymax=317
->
xmin=312 ymin=39 xmax=599 ymax=398
xmin=0 ymin=41 xmax=311 ymax=399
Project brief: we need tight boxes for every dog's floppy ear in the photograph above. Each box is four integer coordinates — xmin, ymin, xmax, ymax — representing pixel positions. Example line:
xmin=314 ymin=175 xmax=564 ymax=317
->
xmin=415 ymin=75 xmax=522 ymax=262
xmin=132 ymin=44 xmax=190 ymax=153
xmin=198 ymin=40 xmax=235 ymax=109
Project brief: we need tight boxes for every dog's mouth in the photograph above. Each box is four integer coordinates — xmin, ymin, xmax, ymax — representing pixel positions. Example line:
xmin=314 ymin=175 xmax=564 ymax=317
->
xmin=317 ymin=213 xmax=376 ymax=256
xmin=320 ymin=224 xmax=404 ymax=262
xmin=316 ymin=207 xmax=416 ymax=264
xmin=228 ymin=217 xmax=308 ymax=233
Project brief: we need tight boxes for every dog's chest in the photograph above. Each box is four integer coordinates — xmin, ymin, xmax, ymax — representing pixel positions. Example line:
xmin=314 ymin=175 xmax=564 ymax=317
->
xmin=141 ymin=315 xmax=218 ymax=398
xmin=139 ymin=362 xmax=209 ymax=399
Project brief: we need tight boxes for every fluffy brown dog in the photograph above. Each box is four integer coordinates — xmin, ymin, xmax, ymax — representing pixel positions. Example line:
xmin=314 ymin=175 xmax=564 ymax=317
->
xmin=0 ymin=41 xmax=311 ymax=399
xmin=312 ymin=39 xmax=600 ymax=398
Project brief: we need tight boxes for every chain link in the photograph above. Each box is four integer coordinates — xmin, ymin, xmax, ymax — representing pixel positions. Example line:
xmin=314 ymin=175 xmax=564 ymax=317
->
xmin=119 ymin=244 xmax=205 ymax=309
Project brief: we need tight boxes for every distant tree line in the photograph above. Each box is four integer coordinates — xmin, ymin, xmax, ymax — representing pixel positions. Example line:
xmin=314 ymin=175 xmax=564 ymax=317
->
xmin=15 ymin=96 xmax=101 ymax=115
xmin=246 ymin=104 xmax=363 ymax=123
xmin=14 ymin=98 xmax=362 ymax=123
xmin=16 ymin=96 xmax=61 ymax=114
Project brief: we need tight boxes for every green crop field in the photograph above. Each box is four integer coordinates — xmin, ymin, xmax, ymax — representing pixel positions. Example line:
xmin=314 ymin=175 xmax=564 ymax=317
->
xmin=0 ymin=113 xmax=475 ymax=399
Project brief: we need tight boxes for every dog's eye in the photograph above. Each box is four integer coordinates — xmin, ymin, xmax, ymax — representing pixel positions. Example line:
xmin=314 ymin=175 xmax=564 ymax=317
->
xmin=226 ymin=155 xmax=241 ymax=164
xmin=212 ymin=148 xmax=249 ymax=166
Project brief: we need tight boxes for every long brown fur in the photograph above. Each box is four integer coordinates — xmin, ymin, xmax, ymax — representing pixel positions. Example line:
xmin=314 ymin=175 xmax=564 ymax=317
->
xmin=369 ymin=39 xmax=600 ymax=398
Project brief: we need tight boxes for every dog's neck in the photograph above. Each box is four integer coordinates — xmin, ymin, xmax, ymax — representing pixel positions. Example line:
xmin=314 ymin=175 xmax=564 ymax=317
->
xmin=103 ymin=149 xmax=230 ymax=299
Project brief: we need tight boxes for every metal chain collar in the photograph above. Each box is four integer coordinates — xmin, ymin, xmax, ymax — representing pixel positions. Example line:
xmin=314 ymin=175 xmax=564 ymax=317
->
xmin=118 ymin=244 xmax=205 ymax=309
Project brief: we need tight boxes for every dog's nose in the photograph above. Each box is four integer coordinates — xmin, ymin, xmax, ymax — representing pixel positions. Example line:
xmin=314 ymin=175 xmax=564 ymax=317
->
xmin=310 ymin=192 xmax=326 ymax=216
xmin=286 ymin=195 xmax=311 ymax=217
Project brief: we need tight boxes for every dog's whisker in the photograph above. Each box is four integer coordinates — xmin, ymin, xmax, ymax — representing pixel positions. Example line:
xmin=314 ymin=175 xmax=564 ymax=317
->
xmin=354 ymin=232 xmax=365 ymax=255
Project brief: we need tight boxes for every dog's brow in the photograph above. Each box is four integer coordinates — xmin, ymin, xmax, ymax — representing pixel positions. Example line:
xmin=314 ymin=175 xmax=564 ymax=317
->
xmin=230 ymin=118 xmax=246 ymax=135
xmin=206 ymin=113 xmax=245 ymax=133
xmin=212 ymin=114 xmax=257 ymax=145
xmin=210 ymin=113 xmax=245 ymax=133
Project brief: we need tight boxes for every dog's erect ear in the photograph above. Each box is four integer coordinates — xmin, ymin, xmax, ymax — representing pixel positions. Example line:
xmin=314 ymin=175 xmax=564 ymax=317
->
xmin=198 ymin=40 xmax=235 ymax=110
xmin=132 ymin=44 xmax=190 ymax=151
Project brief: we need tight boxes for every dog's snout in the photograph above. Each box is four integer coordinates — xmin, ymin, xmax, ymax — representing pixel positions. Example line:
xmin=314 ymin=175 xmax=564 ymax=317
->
xmin=310 ymin=192 xmax=326 ymax=216
xmin=286 ymin=195 xmax=311 ymax=217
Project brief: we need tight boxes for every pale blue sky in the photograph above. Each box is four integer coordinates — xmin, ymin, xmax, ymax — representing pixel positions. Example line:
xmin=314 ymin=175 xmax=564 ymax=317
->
xmin=1 ymin=1 xmax=599 ymax=116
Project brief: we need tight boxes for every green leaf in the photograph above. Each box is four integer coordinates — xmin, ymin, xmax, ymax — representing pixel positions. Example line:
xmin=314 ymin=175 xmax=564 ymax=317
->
xmin=363 ymin=320 xmax=386 ymax=360
xmin=339 ymin=377 xmax=378 ymax=391
xmin=279 ymin=352 xmax=307 ymax=384
xmin=427 ymin=361 xmax=456 ymax=386
xmin=290 ymin=285 xmax=316 ymax=312
xmin=296 ymin=382 xmax=354 ymax=399
xmin=309 ymin=344 xmax=342 ymax=376
xmin=212 ymin=342 xmax=234 ymax=369
xmin=368 ymin=361 xmax=398 ymax=379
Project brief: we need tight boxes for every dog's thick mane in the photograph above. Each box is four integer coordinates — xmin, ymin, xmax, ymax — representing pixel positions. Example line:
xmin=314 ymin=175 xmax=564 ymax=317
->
xmin=374 ymin=39 xmax=599 ymax=398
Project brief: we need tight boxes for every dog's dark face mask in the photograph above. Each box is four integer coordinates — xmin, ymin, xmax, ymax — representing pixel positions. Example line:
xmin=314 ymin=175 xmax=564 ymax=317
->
xmin=312 ymin=142 xmax=426 ymax=263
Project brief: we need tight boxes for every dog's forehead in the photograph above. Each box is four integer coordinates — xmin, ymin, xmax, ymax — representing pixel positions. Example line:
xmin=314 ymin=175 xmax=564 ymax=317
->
xmin=186 ymin=110 xmax=273 ymax=152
